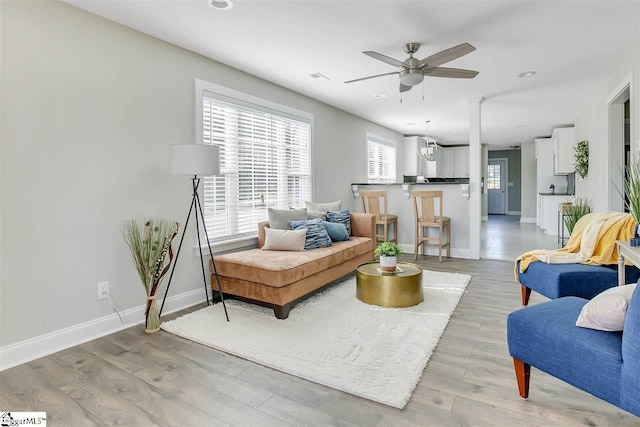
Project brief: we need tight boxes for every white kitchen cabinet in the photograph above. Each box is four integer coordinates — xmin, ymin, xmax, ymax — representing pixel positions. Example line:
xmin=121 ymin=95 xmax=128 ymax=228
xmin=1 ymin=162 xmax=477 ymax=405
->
xmin=440 ymin=148 xmax=455 ymax=177
xmin=540 ymin=194 xmax=573 ymax=236
xmin=552 ymin=127 xmax=576 ymax=175
xmin=424 ymin=151 xmax=441 ymax=177
xmin=403 ymin=136 xmax=421 ymax=176
xmin=453 ymin=147 xmax=469 ymax=177
xmin=439 ymin=147 xmax=469 ymax=178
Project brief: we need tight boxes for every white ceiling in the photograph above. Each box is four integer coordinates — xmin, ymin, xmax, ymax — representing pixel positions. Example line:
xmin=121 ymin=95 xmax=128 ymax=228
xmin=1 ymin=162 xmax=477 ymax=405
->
xmin=66 ymin=0 xmax=639 ymax=148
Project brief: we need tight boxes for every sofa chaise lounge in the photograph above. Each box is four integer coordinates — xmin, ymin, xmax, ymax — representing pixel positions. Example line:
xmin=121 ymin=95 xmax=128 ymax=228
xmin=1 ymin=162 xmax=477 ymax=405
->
xmin=209 ymin=213 xmax=376 ymax=319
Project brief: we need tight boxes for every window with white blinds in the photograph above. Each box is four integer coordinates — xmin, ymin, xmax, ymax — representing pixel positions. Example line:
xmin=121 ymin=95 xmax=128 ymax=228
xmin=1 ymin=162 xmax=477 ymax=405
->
xmin=200 ymin=89 xmax=312 ymax=242
xmin=367 ymin=134 xmax=396 ymax=183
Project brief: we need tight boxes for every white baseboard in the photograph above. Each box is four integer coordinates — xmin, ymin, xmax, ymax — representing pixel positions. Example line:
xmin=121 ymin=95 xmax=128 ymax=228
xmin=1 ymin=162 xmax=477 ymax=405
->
xmin=481 ymin=216 xmax=488 ymax=221
xmin=520 ymin=217 xmax=536 ymax=223
xmin=0 ymin=288 xmax=206 ymax=372
xmin=399 ymin=243 xmax=471 ymax=260
xmin=507 ymin=211 xmax=521 ymax=216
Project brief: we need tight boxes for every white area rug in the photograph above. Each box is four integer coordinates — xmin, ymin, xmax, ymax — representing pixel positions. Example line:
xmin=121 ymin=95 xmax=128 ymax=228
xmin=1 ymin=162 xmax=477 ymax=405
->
xmin=161 ymin=269 xmax=471 ymax=408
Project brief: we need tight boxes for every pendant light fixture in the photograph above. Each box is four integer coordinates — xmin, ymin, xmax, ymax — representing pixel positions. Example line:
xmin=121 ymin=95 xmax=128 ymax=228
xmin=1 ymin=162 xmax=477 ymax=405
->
xmin=418 ymin=120 xmax=438 ymax=161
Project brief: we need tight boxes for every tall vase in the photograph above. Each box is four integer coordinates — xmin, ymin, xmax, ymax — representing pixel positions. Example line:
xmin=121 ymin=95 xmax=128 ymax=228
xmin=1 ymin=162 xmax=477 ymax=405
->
xmin=145 ymin=295 xmax=160 ymax=334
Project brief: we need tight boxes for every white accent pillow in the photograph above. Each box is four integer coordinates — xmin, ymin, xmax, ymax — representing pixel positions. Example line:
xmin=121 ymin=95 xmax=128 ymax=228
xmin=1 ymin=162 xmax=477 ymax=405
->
xmin=261 ymin=227 xmax=307 ymax=251
xmin=576 ymin=283 xmax=637 ymax=331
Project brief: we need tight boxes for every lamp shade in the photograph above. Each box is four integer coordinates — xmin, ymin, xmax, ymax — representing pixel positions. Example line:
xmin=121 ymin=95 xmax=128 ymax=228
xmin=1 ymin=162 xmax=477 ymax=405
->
xmin=170 ymin=144 xmax=220 ymax=176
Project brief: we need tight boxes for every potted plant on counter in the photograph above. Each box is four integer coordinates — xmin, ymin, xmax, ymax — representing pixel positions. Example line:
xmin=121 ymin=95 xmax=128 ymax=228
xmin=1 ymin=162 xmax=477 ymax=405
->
xmin=563 ymin=198 xmax=591 ymax=236
xmin=374 ymin=241 xmax=402 ymax=272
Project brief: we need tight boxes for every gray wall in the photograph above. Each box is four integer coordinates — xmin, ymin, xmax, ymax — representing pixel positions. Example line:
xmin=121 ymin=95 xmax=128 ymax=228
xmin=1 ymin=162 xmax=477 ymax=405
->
xmin=488 ymin=149 xmax=522 ymax=213
xmin=0 ymin=1 xmax=402 ymax=349
xmin=520 ymin=142 xmax=537 ymax=222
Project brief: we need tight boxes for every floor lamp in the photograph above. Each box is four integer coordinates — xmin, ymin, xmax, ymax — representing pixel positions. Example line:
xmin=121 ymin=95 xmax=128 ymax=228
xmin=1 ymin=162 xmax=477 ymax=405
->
xmin=160 ymin=143 xmax=229 ymax=321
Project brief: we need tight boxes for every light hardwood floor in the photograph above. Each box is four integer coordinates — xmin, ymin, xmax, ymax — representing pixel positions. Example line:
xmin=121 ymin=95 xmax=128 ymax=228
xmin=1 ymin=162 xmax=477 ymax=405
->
xmin=1 ymin=255 xmax=638 ymax=426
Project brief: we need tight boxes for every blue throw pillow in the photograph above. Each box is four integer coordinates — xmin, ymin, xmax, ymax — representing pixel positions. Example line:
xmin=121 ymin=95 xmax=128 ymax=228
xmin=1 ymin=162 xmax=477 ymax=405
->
xmin=326 ymin=209 xmax=351 ymax=235
xmin=322 ymin=221 xmax=350 ymax=242
xmin=288 ymin=218 xmax=333 ymax=249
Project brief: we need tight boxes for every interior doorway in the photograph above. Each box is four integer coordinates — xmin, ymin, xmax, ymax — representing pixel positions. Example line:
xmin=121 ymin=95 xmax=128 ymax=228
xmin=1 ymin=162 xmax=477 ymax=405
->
xmin=488 ymin=159 xmax=507 ymax=215
xmin=608 ymin=80 xmax=631 ymax=212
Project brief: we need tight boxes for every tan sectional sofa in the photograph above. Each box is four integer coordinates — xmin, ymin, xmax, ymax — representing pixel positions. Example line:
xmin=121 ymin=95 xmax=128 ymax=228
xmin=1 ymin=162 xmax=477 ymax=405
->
xmin=209 ymin=213 xmax=376 ymax=319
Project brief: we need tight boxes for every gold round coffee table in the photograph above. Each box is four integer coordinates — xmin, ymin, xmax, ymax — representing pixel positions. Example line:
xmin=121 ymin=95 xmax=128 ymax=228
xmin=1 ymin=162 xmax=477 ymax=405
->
xmin=355 ymin=261 xmax=423 ymax=308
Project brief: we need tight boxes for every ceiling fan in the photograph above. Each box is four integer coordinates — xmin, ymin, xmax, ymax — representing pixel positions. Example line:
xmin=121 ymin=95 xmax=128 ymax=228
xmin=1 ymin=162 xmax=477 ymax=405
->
xmin=345 ymin=42 xmax=479 ymax=93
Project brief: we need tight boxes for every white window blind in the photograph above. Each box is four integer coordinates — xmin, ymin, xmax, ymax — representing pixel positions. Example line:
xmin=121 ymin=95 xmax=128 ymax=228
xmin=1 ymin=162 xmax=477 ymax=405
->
xmin=367 ymin=135 xmax=396 ymax=183
xmin=201 ymin=91 xmax=312 ymax=242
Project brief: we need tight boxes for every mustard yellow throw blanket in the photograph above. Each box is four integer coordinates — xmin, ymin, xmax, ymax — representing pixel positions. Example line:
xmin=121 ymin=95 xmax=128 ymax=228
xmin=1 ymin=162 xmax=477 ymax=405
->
xmin=515 ymin=211 xmax=636 ymax=280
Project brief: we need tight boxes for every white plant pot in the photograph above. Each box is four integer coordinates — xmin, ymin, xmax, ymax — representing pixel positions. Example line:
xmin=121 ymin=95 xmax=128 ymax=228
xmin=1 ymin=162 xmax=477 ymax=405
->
xmin=379 ymin=255 xmax=397 ymax=272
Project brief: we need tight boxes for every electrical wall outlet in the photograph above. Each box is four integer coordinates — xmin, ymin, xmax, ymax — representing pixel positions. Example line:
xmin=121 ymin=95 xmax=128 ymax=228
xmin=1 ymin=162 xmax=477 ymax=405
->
xmin=97 ymin=281 xmax=109 ymax=300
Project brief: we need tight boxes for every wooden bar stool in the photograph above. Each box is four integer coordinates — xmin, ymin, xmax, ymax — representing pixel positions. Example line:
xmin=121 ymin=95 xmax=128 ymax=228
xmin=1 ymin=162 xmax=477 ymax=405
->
xmin=360 ymin=190 xmax=398 ymax=243
xmin=412 ymin=190 xmax=451 ymax=262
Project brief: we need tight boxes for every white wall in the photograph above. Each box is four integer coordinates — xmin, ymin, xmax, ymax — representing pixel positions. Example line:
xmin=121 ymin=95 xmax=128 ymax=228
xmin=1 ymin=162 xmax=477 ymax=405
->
xmin=575 ymin=42 xmax=640 ymax=212
xmin=0 ymin=0 xmax=402 ymax=354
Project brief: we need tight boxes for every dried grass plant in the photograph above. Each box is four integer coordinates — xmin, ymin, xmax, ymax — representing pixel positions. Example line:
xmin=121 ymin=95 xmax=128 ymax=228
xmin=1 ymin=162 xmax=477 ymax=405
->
xmin=123 ymin=218 xmax=179 ymax=333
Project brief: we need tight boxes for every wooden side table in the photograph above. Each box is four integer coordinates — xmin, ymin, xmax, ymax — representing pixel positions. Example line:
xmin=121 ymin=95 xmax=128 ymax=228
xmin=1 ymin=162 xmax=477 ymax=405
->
xmin=616 ymin=240 xmax=640 ymax=286
xmin=355 ymin=261 xmax=423 ymax=307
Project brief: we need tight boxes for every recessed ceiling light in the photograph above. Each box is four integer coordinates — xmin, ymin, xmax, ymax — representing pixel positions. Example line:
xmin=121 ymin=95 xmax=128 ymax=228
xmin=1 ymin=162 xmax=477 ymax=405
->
xmin=210 ymin=0 xmax=233 ymax=10
xmin=518 ymin=71 xmax=536 ymax=78
xmin=407 ymin=122 xmax=417 ymax=126
xmin=310 ymin=72 xmax=329 ymax=81
xmin=372 ymin=93 xmax=387 ymax=99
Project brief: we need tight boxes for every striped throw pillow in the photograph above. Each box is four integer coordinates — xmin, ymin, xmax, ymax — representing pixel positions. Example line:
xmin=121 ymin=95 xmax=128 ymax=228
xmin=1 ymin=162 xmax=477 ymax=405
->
xmin=288 ymin=218 xmax=333 ymax=250
xmin=326 ymin=209 xmax=351 ymax=235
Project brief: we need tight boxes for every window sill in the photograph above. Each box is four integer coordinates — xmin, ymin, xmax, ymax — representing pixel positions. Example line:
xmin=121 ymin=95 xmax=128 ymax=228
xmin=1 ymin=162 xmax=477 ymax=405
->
xmin=192 ymin=235 xmax=258 ymax=257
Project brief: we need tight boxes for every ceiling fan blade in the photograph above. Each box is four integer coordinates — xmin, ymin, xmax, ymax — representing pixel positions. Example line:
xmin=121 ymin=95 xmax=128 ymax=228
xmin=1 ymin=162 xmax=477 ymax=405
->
xmin=423 ymin=67 xmax=479 ymax=78
xmin=418 ymin=43 xmax=476 ymax=68
xmin=344 ymin=71 xmax=399 ymax=84
xmin=399 ymin=83 xmax=412 ymax=93
xmin=363 ymin=51 xmax=405 ymax=68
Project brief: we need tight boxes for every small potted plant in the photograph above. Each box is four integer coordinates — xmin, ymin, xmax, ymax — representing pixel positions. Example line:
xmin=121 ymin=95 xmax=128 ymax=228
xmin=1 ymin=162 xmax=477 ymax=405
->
xmin=563 ymin=198 xmax=591 ymax=236
xmin=374 ymin=241 xmax=402 ymax=272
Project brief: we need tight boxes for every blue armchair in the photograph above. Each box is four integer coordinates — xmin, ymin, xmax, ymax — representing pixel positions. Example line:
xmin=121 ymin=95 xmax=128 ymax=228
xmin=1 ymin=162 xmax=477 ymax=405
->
xmin=507 ymin=283 xmax=640 ymax=417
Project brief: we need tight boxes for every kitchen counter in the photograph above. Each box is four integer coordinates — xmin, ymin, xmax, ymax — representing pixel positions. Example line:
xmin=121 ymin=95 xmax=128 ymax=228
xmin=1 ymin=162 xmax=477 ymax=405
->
xmin=352 ymin=178 xmax=470 ymax=185
xmin=539 ymin=192 xmax=573 ymax=196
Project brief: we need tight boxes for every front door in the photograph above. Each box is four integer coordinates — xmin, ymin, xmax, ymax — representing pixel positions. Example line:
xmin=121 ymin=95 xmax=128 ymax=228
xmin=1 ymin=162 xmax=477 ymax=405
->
xmin=488 ymin=159 xmax=507 ymax=215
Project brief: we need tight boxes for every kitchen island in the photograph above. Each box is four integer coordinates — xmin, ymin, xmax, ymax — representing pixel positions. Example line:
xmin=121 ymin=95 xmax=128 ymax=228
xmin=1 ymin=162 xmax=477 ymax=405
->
xmin=351 ymin=180 xmax=471 ymax=258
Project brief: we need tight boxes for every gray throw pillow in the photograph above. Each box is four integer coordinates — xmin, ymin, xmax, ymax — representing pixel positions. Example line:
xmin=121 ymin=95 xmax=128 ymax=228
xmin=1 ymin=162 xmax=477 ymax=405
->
xmin=305 ymin=200 xmax=341 ymax=213
xmin=307 ymin=210 xmax=327 ymax=221
xmin=268 ymin=208 xmax=308 ymax=230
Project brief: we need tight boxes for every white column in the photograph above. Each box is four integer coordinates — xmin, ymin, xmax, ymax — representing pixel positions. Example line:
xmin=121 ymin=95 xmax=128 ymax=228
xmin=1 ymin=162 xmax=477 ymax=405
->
xmin=468 ymin=97 xmax=484 ymax=260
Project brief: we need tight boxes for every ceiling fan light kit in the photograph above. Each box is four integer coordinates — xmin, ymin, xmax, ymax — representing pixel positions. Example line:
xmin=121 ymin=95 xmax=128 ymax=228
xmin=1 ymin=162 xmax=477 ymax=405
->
xmin=345 ymin=42 xmax=479 ymax=93
xmin=210 ymin=0 xmax=233 ymax=10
